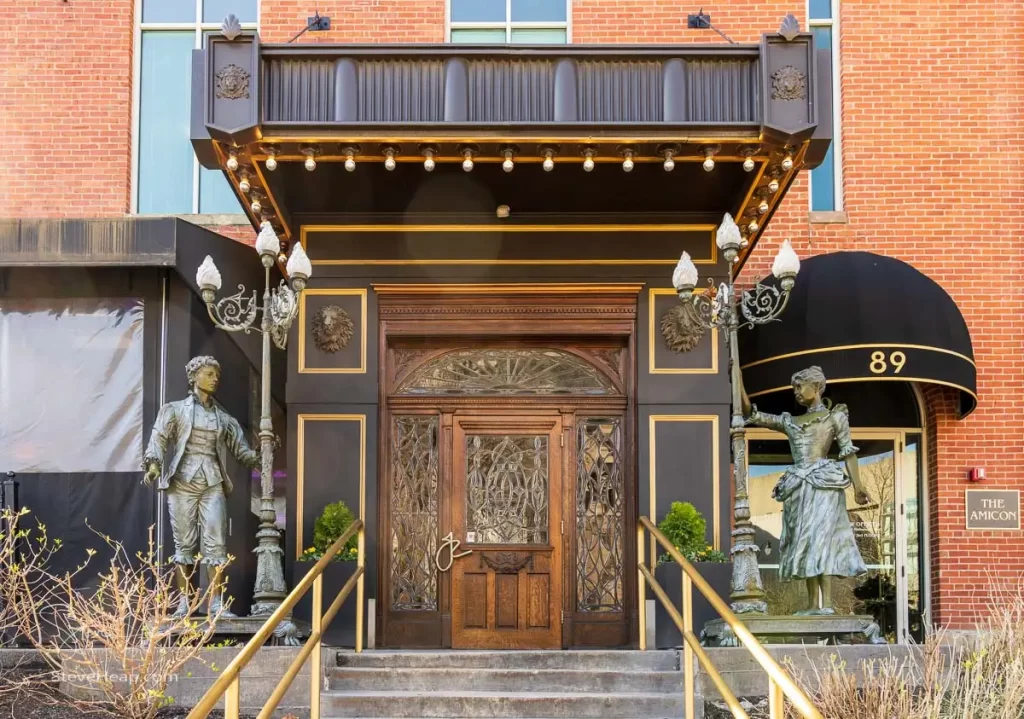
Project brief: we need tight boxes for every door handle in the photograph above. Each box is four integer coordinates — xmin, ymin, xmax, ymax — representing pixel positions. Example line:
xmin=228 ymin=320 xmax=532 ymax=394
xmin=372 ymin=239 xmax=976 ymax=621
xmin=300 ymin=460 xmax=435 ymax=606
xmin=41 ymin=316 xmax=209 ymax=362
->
xmin=435 ymin=531 xmax=472 ymax=572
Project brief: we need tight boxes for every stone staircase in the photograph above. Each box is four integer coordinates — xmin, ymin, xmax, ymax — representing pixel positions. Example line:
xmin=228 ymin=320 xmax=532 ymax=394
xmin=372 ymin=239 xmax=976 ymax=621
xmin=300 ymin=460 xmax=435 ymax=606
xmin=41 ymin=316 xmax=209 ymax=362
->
xmin=324 ymin=650 xmax=687 ymax=718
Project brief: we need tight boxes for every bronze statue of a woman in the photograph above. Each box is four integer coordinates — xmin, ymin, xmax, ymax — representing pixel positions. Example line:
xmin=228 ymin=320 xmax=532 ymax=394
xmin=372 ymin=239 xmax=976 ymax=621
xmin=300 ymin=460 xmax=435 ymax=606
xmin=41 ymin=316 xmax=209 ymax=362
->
xmin=740 ymin=366 xmax=870 ymax=615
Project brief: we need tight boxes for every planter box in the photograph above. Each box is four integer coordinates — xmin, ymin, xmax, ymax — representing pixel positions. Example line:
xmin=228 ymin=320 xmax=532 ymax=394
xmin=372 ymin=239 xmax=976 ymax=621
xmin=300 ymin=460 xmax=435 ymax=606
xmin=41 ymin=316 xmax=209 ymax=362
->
xmin=654 ymin=562 xmax=732 ymax=649
xmin=292 ymin=561 xmax=361 ymax=647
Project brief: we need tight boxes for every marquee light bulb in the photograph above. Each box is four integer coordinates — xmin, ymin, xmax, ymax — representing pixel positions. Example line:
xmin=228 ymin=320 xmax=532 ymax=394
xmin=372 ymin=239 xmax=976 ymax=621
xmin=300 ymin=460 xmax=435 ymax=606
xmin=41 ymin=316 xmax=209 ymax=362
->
xmin=345 ymin=154 xmax=356 ymax=172
xmin=582 ymin=150 xmax=595 ymax=172
xmin=238 ymin=175 xmax=251 ymax=193
xmin=265 ymin=154 xmax=278 ymax=171
xmin=748 ymin=220 xmax=759 ymax=234
xmin=462 ymin=151 xmax=474 ymax=172
xmin=758 ymin=200 xmax=769 ymax=215
xmin=768 ymin=178 xmax=780 ymax=194
xmin=250 ymin=198 xmax=262 ymax=214
xmin=743 ymin=156 xmax=755 ymax=172
xmin=423 ymin=150 xmax=435 ymax=172
xmin=781 ymin=154 xmax=794 ymax=172
xmin=663 ymin=153 xmax=675 ymax=172
xmin=226 ymin=151 xmax=239 ymax=172
xmin=703 ymin=152 xmax=715 ymax=172
xmin=384 ymin=150 xmax=396 ymax=171
xmin=304 ymin=156 xmax=316 ymax=172
xmin=622 ymin=151 xmax=634 ymax=173
xmin=543 ymin=152 xmax=555 ymax=172
xmin=502 ymin=150 xmax=514 ymax=173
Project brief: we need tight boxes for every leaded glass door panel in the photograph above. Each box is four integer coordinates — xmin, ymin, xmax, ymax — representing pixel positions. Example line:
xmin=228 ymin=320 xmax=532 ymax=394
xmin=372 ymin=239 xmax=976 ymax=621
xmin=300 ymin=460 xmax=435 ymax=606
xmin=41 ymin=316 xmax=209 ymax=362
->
xmin=450 ymin=415 xmax=563 ymax=649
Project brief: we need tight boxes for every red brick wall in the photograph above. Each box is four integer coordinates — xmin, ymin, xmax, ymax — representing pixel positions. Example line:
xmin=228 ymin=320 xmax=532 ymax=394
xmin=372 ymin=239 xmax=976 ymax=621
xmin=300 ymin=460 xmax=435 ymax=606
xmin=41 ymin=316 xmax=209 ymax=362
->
xmin=738 ymin=1 xmax=1024 ymax=628
xmin=0 ymin=1 xmax=135 ymax=218
xmin=261 ymin=0 xmax=445 ymax=43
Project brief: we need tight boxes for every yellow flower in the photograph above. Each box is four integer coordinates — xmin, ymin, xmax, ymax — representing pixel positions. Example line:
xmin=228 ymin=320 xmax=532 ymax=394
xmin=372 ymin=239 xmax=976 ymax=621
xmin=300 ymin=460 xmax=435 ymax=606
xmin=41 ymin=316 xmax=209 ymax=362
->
xmin=306 ymin=547 xmax=316 ymax=553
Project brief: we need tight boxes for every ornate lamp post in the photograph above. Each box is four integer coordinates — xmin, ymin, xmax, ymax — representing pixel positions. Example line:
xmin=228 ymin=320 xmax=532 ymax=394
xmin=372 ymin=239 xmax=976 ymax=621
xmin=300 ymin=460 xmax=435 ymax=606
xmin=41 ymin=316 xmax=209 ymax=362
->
xmin=196 ymin=221 xmax=311 ymax=634
xmin=672 ymin=213 xmax=800 ymax=614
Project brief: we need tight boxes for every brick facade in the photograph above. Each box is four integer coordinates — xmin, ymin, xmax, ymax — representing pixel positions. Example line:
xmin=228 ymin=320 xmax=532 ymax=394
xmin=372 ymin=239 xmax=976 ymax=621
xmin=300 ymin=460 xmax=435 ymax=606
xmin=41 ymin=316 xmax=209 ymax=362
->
xmin=3 ymin=0 xmax=1021 ymax=629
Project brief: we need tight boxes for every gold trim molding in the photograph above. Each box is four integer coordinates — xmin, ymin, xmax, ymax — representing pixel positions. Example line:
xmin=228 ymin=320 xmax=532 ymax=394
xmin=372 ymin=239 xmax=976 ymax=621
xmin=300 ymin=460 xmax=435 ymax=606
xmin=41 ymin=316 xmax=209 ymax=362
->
xmin=298 ymin=288 xmax=368 ymax=374
xmin=303 ymin=223 xmax=718 ymax=267
xmin=649 ymin=414 xmax=721 ymax=551
xmin=741 ymin=343 xmax=977 ymax=370
xmin=373 ymin=283 xmax=645 ymax=295
xmin=748 ymin=375 xmax=979 ymax=403
xmin=296 ymin=413 xmax=367 ymax=559
xmin=648 ymin=288 xmax=719 ymax=375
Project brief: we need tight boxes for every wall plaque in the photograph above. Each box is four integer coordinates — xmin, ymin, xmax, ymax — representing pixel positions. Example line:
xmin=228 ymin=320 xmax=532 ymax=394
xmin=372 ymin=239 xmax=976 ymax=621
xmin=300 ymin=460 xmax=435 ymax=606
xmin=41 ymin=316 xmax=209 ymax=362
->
xmin=965 ymin=489 xmax=1020 ymax=530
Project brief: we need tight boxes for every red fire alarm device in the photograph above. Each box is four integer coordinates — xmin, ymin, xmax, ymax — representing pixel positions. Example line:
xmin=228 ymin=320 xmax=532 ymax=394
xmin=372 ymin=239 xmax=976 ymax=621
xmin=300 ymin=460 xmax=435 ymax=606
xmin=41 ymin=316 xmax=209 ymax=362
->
xmin=968 ymin=468 xmax=986 ymax=482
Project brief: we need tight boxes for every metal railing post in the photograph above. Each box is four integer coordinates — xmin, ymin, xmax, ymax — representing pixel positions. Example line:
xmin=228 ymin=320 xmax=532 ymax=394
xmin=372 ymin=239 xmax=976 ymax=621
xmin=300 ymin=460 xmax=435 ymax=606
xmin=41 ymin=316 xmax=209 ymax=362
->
xmin=769 ymin=677 xmax=785 ymax=719
xmin=637 ymin=524 xmax=647 ymax=651
xmin=225 ymin=677 xmax=240 ymax=719
xmin=311 ymin=574 xmax=323 ymax=719
xmin=356 ymin=526 xmax=365 ymax=653
xmin=682 ymin=569 xmax=695 ymax=719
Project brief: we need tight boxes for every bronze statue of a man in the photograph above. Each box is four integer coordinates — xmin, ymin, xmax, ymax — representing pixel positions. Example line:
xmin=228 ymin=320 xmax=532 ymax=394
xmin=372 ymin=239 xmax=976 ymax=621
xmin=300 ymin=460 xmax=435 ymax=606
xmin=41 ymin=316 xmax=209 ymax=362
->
xmin=143 ymin=355 xmax=259 ymax=617
xmin=740 ymin=366 xmax=870 ymax=615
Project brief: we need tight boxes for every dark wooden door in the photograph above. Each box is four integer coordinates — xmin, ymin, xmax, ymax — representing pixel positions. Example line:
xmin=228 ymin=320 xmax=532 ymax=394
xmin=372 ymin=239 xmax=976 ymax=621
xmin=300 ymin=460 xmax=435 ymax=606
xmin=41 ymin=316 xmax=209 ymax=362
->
xmin=449 ymin=415 xmax=563 ymax=649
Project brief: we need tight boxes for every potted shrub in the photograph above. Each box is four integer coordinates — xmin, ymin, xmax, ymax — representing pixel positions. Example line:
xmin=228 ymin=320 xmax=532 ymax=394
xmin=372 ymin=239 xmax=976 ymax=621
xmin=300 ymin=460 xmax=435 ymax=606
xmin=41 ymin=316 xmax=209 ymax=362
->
xmin=292 ymin=501 xmax=360 ymax=646
xmin=653 ymin=501 xmax=731 ymax=649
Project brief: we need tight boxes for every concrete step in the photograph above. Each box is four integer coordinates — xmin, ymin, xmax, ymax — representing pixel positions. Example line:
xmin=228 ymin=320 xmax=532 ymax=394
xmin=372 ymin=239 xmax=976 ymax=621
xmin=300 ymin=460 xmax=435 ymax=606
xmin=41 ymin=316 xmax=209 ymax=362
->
xmin=328 ymin=667 xmax=682 ymax=694
xmin=335 ymin=650 xmax=679 ymax=672
xmin=321 ymin=690 xmax=685 ymax=718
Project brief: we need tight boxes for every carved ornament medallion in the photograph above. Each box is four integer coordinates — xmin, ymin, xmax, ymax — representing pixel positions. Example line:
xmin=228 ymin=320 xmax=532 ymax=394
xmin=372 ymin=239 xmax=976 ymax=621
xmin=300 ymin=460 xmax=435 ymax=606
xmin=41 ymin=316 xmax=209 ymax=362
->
xmin=481 ymin=553 xmax=534 ymax=574
xmin=771 ymin=65 xmax=806 ymax=101
xmin=312 ymin=305 xmax=354 ymax=353
xmin=215 ymin=64 xmax=250 ymax=100
xmin=660 ymin=302 xmax=706 ymax=353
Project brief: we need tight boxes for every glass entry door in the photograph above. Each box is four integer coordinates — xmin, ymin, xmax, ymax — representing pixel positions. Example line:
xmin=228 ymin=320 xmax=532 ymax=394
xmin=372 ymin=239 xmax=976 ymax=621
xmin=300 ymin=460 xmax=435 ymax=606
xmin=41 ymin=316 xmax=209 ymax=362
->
xmin=748 ymin=429 xmax=923 ymax=643
xmin=449 ymin=416 xmax=563 ymax=649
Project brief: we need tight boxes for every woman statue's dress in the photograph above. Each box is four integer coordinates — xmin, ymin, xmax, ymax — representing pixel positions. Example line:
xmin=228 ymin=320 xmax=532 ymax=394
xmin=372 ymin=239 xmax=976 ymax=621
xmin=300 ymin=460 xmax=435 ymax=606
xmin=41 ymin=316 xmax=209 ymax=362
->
xmin=748 ymin=404 xmax=867 ymax=581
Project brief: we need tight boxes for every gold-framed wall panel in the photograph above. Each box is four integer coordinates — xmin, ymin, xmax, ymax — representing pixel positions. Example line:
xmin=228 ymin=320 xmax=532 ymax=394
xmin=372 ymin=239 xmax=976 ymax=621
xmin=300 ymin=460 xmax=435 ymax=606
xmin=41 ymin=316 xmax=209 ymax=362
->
xmin=298 ymin=288 xmax=368 ymax=374
xmin=295 ymin=413 xmax=367 ymax=559
xmin=648 ymin=414 xmax=721 ymax=551
xmin=302 ymin=224 xmax=718 ymax=267
xmin=647 ymin=287 xmax=719 ymax=375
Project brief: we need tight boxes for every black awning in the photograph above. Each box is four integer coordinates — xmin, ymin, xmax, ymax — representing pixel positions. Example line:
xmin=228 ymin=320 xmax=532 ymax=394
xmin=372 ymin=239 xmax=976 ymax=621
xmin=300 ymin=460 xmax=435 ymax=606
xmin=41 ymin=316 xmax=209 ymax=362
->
xmin=739 ymin=251 xmax=977 ymax=417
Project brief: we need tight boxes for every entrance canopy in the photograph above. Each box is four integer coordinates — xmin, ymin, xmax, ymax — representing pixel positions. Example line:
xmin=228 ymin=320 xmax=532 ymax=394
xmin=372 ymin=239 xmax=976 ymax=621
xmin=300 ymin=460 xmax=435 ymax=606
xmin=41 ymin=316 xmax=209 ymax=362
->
xmin=739 ymin=252 xmax=977 ymax=417
xmin=190 ymin=14 xmax=831 ymax=268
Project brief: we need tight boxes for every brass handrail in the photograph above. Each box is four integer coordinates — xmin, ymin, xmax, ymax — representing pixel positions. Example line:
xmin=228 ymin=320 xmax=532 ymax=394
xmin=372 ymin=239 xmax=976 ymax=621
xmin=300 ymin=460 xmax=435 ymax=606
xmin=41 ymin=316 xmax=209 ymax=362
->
xmin=638 ymin=516 xmax=823 ymax=719
xmin=186 ymin=519 xmax=366 ymax=719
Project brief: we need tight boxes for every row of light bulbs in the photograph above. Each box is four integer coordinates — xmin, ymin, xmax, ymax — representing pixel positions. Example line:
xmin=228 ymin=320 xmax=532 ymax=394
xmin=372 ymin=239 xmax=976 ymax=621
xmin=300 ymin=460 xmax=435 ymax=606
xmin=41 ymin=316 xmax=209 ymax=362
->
xmin=225 ymin=146 xmax=794 ymax=176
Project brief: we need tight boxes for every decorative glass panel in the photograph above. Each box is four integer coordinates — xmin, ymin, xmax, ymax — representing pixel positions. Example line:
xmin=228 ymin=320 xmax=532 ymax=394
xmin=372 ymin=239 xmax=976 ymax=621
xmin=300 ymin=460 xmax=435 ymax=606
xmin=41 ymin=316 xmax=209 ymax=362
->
xmin=511 ymin=28 xmax=567 ymax=43
xmin=450 ymin=28 xmax=507 ymax=43
xmin=451 ymin=0 xmax=506 ymax=22
xmin=397 ymin=349 xmax=616 ymax=396
xmin=466 ymin=435 xmax=549 ymax=544
xmin=576 ymin=418 xmax=624 ymax=612
xmin=390 ymin=416 xmax=439 ymax=611
xmin=138 ymin=31 xmax=194 ymax=214
xmin=511 ymin=0 xmax=567 ymax=22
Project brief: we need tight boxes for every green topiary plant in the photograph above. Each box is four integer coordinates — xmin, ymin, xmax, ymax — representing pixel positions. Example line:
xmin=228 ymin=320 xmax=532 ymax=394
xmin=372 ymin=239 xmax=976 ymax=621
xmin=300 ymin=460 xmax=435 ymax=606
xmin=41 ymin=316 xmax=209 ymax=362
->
xmin=657 ymin=501 xmax=727 ymax=565
xmin=299 ymin=501 xmax=358 ymax=562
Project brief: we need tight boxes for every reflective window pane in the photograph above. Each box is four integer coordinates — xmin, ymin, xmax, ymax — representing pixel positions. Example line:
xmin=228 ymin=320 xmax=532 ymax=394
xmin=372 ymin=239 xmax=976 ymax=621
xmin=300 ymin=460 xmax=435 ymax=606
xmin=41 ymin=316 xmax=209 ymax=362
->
xmin=451 ymin=0 xmax=506 ymax=23
xmin=450 ymin=28 xmax=507 ymax=43
xmin=904 ymin=434 xmax=924 ymax=642
xmin=203 ymin=0 xmax=259 ymax=24
xmin=511 ymin=0 xmax=567 ymax=22
xmin=138 ymin=32 xmax=195 ymax=214
xmin=810 ymin=26 xmax=835 ymax=211
xmin=142 ymin=0 xmax=195 ymax=23
xmin=809 ymin=0 xmax=832 ymax=19
xmin=199 ymin=167 xmax=242 ymax=214
xmin=510 ymin=28 xmax=566 ymax=44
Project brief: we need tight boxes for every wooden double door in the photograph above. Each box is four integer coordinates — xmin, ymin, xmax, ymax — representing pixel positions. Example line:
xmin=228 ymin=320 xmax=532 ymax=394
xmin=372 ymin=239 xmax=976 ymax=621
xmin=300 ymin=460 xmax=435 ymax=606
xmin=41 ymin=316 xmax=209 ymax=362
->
xmin=449 ymin=414 xmax=563 ymax=649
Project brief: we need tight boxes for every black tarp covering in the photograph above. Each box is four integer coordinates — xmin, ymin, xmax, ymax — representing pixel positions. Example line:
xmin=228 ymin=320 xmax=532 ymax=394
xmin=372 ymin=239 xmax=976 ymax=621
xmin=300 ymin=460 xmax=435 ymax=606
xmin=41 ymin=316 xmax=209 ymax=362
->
xmin=739 ymin=251 xmax=977 ymax=417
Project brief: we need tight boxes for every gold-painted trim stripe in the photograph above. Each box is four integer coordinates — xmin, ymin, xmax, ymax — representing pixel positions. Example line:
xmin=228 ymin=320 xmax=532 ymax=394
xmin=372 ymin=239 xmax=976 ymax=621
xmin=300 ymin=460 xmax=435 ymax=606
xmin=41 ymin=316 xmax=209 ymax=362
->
xmin=296 ymin=414 xmax=367 ymax=559
xmin=741 ymin=343 xmax=976 ymax=370
xmin=748 ymin=375 xmax=979 ymax=402
xmin=257 ymin=134 xmax=764 ymax=144
xmin=648 ymin=288 xmax=719 ymax=375
xmin=303 ymin=223 xmax=718 ymax=267
xmin=649 ymin=415 xmax=721 ymax=551
xmin=372 ymin=283 xmax=645 ymax=294
xmin=298 ymin=288 xmax=368 ymax=374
